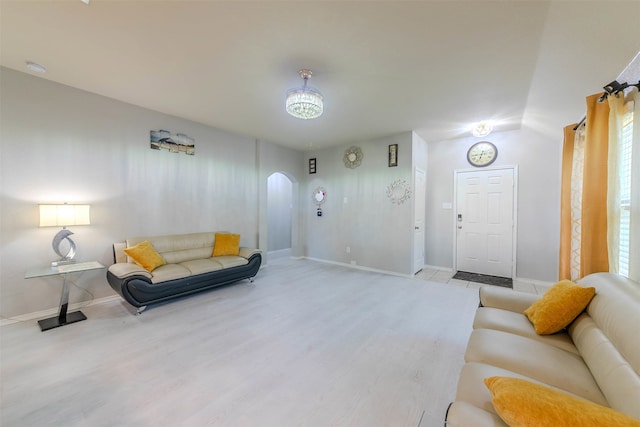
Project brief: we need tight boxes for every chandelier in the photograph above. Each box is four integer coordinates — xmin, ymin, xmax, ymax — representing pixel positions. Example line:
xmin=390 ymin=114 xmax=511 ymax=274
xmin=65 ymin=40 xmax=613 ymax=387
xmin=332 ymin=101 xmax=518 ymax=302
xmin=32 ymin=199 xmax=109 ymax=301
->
xmin=286 ymin=69 xmax=324 ymax=120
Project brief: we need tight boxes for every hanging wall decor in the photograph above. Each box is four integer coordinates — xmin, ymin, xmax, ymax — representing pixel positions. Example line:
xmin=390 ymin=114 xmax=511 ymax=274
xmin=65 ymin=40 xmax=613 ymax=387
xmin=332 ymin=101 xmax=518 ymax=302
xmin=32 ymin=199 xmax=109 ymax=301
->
xmin=344 ymin=146 xmax=363 ymax=169
xmin=386 ymin=179 xmax=412 ymax=204
xmin=309 ymin=158 xmax=317 ymax=174
xmin=312 ymin=186 xmax=326 ymax=216
xmin=388 ymin=144 xmax=398 ymax=167
xmin=150 ymin=130 xmax=195 ymax=155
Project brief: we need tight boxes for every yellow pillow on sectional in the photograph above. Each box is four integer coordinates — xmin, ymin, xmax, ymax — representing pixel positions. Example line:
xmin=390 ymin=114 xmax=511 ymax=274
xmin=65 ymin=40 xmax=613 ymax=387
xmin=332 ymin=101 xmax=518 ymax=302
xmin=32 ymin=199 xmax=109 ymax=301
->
xmin=212 ymin=233 xmax=240 ymax=256
xmin=484 ymin=376 xmax=640 ymax=427
xmin=123 ymin=240 xmax=166 ymax=272
xmin=524 ymin=279 xmax=595 ymax=335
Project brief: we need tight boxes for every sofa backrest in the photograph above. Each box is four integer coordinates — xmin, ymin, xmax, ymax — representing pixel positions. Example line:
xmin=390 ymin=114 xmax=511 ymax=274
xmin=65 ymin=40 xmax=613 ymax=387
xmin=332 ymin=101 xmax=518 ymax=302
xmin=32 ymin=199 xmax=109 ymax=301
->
xmin=570 ymin=273 xmax=640 ymax=418
xmin=125 ymin=232 xmax=217 ymax=264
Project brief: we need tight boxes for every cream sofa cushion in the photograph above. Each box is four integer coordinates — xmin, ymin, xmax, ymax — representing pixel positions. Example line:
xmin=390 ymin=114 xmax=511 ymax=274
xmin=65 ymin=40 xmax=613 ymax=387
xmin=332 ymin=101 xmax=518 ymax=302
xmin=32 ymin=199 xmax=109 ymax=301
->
xmin=570 ymin=313 xmax=640 ymax=419
xmin=108 ymin=262 xmax=152 ymax=280
xmin=574 ymin=274 xmax=640 ymax=418
xmin=479 ymin=285 xmax=539 ymax=312
xmin=149 ymin=264 xmax=191 ymax=284
xmin=213 ymin=256 xmax=249 ymax=269
xmin=465 ymin=329 xmax=607 ymax=405
xmin=127 ymin=232 xmax=216 ymax=265
xmin=179 ymin=259 xmax=224 ymax=276
xmin=474 ymin=307 xmax=579 ymax=355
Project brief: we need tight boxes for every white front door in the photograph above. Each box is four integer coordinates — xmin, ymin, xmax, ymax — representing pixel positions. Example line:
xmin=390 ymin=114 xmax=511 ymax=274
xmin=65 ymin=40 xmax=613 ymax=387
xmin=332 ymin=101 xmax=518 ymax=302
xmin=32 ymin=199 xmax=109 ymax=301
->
xmin=413 ymin=167 xmax=426 ymax=274
xmin=455 ymin=168 xmax=515 ymax=278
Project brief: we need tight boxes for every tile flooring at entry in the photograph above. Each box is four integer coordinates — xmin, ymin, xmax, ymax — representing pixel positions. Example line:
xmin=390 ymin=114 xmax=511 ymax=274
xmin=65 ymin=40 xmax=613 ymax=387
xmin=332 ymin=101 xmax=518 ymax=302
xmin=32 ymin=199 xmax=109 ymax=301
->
xmin=415 ymin=267 xmax=550 ymax=295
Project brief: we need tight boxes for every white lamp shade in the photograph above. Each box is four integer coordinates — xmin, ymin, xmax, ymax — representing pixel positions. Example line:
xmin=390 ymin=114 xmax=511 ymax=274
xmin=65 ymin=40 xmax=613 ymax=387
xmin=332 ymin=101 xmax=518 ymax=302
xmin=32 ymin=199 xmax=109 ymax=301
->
xmin=39 ymin=204 xmax=91 ymax=227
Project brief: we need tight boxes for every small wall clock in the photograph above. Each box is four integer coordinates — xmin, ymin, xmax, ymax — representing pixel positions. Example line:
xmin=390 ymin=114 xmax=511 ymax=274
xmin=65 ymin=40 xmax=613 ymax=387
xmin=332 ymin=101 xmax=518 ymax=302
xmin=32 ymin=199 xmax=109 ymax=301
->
xmin=467 ymin=141 xmax=498 ymax=167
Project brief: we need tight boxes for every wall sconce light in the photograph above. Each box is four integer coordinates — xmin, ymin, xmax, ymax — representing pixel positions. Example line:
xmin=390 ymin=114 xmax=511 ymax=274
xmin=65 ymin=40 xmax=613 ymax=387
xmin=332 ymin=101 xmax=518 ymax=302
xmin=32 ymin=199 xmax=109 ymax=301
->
xmin=39 ymin=204 xmax=91 ymax=267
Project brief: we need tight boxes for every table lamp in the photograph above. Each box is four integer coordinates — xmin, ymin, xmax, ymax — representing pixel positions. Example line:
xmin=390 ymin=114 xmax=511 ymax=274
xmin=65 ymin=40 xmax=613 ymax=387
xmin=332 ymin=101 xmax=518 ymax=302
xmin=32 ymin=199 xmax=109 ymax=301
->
xmin=39 ymin=204 xmax=90 ymax=267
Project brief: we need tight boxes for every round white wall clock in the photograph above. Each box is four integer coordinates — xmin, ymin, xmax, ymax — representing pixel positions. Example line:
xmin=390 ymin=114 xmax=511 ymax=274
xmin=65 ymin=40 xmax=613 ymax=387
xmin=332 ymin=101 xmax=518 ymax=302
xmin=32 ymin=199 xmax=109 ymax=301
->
xmin=467 ymin=141 xmax=498 ymax=167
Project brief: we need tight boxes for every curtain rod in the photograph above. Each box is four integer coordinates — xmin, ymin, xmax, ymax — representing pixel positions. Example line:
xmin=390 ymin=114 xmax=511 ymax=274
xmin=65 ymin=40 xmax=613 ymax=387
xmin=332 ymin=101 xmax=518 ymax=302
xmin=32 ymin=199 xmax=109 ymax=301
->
xmin=572 ymin=79 xmax=640 ymax=131
xmin=573 ymin=116 xmax=586 ymax=131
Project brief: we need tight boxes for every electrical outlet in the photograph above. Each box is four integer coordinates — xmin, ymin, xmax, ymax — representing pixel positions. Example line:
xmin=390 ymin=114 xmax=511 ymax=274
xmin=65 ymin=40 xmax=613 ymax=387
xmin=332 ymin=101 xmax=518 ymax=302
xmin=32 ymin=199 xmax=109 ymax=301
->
xmin=346 ymin=246 xmax=350 ymax=254
xmin=350 ymin=260 xmax=356 ymax=265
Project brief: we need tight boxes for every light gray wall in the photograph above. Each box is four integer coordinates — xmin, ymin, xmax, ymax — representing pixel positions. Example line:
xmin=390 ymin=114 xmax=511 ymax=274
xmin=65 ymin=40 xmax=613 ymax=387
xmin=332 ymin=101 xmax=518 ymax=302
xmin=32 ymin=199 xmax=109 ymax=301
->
xmin=267 ymin=172 xmax=292 ymax=252
xmin=0 ymin=68 xmax=301 ymax=318
xmin=305 ymin=133 xmax=414 ymax=274
xmin=425 ymin=127 xmax=561 ymax=282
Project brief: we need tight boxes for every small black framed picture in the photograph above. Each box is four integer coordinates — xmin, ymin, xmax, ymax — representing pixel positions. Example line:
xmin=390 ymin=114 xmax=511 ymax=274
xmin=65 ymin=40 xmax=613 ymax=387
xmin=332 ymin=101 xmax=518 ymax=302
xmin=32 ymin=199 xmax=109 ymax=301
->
xmin=309 ymin=158 xmax=317 ymax=174
xmin=388 ymin=144 xmax=398 ymax=167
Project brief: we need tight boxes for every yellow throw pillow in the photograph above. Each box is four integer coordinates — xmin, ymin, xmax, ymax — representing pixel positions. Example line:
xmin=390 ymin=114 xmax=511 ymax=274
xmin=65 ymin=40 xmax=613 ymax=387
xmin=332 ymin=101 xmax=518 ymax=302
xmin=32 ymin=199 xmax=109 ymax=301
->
xmin=484 ymin=376 xmax=640 ymax=427
xmin=524 ymin=279 xmax=595 ymax=335
xmin=123 ymin=240 xmax=166 ymax=272
xmin=212 ymin=233 xmax=240 ymax=257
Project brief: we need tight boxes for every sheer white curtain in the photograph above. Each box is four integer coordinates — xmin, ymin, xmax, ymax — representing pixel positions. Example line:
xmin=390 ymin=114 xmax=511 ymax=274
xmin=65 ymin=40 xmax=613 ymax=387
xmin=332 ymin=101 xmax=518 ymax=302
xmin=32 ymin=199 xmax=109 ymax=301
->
xmin=607 ymin=89 xmax=637 ymax=274
xmin=570 ymin=124 xmax=586 ymax=280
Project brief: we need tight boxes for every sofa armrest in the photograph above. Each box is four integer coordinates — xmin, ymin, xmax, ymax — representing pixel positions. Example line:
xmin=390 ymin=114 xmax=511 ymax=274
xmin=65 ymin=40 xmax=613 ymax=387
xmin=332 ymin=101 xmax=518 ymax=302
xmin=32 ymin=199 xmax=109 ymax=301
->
xmin=108 ymin=262 xmax=153 ymax=280
xmin=479 ymin=286 xmax=539 ymax=313
xmin=239 ymin=247 xmax=261 ymax=259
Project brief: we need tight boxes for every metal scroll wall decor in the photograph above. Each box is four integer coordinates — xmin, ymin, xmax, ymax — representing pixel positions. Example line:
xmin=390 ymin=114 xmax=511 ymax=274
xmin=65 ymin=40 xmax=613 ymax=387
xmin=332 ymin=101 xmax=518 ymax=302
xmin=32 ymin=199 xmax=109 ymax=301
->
xmin=343 ymin=146 xmax=363 ymax=169
xmin=386 ymin=179 xmax=412 ymax=204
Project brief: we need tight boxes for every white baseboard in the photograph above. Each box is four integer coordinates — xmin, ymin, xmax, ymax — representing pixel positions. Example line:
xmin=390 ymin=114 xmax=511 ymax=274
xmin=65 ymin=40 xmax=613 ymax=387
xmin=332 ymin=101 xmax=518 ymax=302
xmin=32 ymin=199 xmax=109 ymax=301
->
xmin=267 ymin=248 xmax=292 ymax=260
xmin=303 ymin=257 xmax=413 ymax=278
xmin=422 ymin=264 xmax=454 ymax=272
xmin=514 ymin=277 xmax=554 ymax=288
xmin=0 ymin=295 xmax=121 ymax=327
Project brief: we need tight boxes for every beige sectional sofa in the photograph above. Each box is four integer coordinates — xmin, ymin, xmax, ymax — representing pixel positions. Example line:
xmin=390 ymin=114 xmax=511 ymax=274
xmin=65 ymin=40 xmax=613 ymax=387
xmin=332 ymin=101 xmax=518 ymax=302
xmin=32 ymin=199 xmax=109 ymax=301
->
xmin=446 ymin=272 xmax=640 ymax=426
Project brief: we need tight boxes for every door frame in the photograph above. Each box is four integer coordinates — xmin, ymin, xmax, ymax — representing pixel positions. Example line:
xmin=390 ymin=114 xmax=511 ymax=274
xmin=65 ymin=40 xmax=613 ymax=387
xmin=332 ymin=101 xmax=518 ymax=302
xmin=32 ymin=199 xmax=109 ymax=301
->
xmin=413 ymin=167 xmax=426 ymax=274
xmin=452 ymin=165 xmax=519 ymax=278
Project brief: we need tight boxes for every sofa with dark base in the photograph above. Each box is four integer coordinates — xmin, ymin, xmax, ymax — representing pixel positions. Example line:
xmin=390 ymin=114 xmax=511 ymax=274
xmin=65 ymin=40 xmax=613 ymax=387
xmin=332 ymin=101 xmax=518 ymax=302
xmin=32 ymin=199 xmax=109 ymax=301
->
xmin=106 ymin=232 xmax=261 ymax=313
xmin=446 ymin=272 xmax=640 ymax=426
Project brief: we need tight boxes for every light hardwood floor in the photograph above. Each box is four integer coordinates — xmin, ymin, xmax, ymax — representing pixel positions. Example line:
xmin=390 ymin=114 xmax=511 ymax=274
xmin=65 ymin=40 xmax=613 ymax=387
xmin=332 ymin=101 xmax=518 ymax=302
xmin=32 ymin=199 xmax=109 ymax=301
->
xmin=1 ymin=258 xmax=480 ymax=427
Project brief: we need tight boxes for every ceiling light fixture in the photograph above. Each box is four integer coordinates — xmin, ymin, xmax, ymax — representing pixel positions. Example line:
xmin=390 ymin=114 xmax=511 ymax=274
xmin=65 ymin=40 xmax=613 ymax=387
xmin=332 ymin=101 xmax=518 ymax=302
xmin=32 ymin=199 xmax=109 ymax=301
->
xmin=26 ymin=61 xmax=47 ymax=73
xmin=471 ymin=121 xmax=494 ymax=137
xmin=286 ymin=69 xmax=323 ymax=120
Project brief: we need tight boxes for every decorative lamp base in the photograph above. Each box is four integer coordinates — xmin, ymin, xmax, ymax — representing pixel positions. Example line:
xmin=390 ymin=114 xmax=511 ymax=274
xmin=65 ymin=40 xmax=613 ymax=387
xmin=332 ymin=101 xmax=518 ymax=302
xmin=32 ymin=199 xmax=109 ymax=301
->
xmin=38 ymin=310 xmax=87 ymax=331
xmin=51 ymin=259 xmax=76 ymax=267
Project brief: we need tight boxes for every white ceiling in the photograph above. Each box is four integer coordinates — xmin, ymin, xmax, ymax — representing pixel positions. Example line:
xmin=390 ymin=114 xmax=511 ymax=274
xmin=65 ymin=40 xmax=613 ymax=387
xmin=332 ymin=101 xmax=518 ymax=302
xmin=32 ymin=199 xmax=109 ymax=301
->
xmin=1 ymin=1 xmax=638 ymax=150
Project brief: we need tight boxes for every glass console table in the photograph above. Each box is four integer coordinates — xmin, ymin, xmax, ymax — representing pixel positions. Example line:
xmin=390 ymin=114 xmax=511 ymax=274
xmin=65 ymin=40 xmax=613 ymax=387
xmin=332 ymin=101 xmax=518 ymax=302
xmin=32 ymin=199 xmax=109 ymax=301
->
xmin=25 ymin=261 xmax=105 ymax=331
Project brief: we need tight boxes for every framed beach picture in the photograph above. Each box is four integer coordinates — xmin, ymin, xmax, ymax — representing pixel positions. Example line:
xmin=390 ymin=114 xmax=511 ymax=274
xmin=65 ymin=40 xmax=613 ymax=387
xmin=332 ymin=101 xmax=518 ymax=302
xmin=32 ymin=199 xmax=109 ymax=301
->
xmin=150 ymin=130 xmax=195 ymax=155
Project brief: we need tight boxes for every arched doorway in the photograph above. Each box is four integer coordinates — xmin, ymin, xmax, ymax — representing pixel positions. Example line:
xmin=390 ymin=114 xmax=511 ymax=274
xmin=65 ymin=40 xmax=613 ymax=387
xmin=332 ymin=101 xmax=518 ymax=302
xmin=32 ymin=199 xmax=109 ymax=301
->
xmin=267 ymin=172 xmax=293 ymax=260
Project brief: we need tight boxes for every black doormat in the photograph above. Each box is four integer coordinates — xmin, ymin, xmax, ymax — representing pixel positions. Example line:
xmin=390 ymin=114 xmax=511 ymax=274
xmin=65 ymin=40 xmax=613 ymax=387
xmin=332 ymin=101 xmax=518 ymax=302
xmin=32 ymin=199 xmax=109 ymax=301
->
xmin=452 ymin=271 xmax=513 ymax=288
